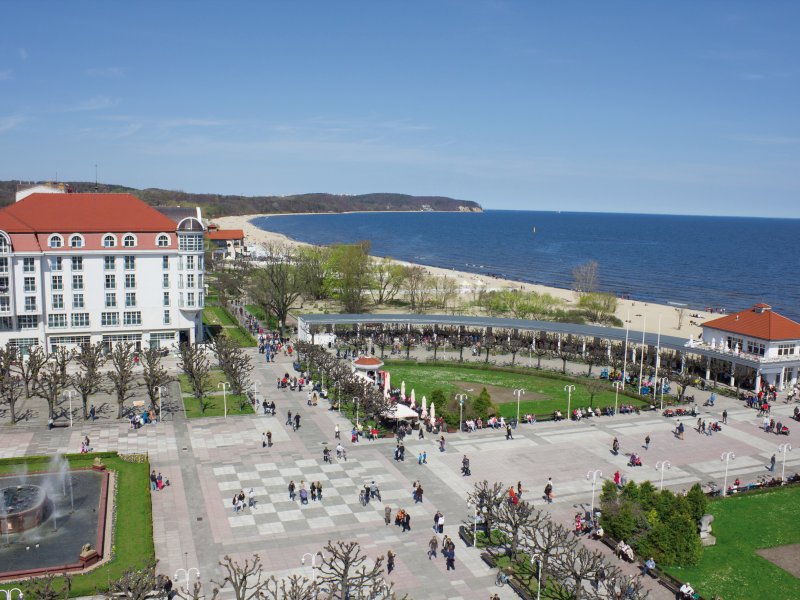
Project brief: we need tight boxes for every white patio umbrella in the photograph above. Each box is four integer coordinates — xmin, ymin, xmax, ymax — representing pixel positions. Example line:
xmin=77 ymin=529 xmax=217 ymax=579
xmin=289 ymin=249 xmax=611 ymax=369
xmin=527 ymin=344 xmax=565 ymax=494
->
xmin=430 ymin=402 xmax=436 ymax=422
xmin=383 ymin=371 xmax=391 ymax=393
xmin=410 ymin=389 xmax=416 ymax=408
xmin=422 ymin=395 xmax=427 ymax=413
xmin=710 ymin=339 xmax=716 ymax=350
xmin=401 ymin=380 xmax=406 ymax=399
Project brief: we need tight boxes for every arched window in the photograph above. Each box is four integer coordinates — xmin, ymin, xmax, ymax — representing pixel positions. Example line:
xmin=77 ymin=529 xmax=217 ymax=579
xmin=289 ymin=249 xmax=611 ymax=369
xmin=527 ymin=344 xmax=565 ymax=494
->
xmin=156 ymin=234 xmax=170 ymax=247
xmin=69 ymin=234 xmax=84 ymax=248
xmin=0 ymin=233 xmax=9 ymax=254
xmin=123 ymin=234 xmax=136 ymax=248
xmin=103 ymin=234 xmax=117 ymax=248
xmin=48 ymin=234 xmax=64 ymax=248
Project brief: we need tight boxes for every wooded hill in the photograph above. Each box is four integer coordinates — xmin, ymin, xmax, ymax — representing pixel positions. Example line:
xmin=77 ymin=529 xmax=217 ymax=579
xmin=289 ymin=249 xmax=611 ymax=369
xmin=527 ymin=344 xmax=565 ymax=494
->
xmin=0 ymin=180 xmax=482 ymax=218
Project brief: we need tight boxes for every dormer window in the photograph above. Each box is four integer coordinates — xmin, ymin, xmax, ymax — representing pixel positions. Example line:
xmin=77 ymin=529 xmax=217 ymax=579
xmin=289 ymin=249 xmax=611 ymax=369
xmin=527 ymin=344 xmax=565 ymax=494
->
xmin=123 ymin=234 xmax=136 ymax=248
xmin=69 ymin=234 xmax=84 ymax=248
xmin=157 ymin=234 xmax=170 ymax=247
xmin=103 ymin=234 xmax=117 ymax=248
xmin=49 ymin=234 xmax=64 ymax=248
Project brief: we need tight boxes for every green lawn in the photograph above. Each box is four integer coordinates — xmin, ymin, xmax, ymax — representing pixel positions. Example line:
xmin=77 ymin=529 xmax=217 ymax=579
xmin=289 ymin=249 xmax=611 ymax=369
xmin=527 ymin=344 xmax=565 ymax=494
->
xmin=202 ymin=305 xmax=257 ymax=347
xmin=665 ymin=486 xmax=800 ymax=600
xmin=0 ymin=452 xmax=152 ymax=597
xmin=383 ymin=360 xmax=647 ymax=417
xmin=178 ymin=369 xmax=229 ymax=394
xmin=182 ymin=391 xmax=254 ymax=418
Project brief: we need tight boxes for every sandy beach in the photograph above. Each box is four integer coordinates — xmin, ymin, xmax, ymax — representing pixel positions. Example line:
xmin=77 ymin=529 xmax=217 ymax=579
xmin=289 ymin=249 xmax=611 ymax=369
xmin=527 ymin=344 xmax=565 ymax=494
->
xmin=214 ymin=214 xmax=712 ymax=340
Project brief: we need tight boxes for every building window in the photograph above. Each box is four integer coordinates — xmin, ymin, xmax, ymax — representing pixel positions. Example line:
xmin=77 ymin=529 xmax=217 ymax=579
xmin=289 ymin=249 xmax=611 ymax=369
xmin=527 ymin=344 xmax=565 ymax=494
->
xmin=125 ymin=292 xmax=137 ymax=307
xmin=123 ymin=234 xmax=136 ymax=247
xmin=71 ymin=256 xmax=83 ymax=271
xmin=123 ymin=311 xmax=142 ymax=326
xmin=198 ymin=274 xmax=203 ymax=289
xmin=0 ymin=237 xmax=8 ymax=254
xmin=726 ymin=336 xmax=743 ymax=350
xmin=162 ymin=255 xmax=169 ymax=270
xmin=24 ymin=277 xmax=36 ymax=292
xmin=73 ymin=293 xmax=84 ymax=309
xmin=0 ymin=297 xmax=10 ymax=313
xmin=162 ymin=273 xmax=170 ymax=288
xmin=23 ymin=257 xmax=35 ymax=273
xmin=52 ymin=294 xmax=64 ymax=309
xmin=125 ymin=274 xmax=136 ymax=288
xmin=179 ymin=234 xmax=203 ymax=251
xmin=103 ymin=234 xmax=116 ymax=248
xmin=72 ymin=274 xmax=84 ymax=290
xmin=157 ymin=234 xmax=170 ymax=247
xmin=0 ymin=257 xmax=7 ymax=273
xmin=187 ymin=274 xmax=195 ymax=288
xmin=124 ymin=256 xmax=135 ymax=270
xmin=51 ymin=275 xmax=63 ymax=290
xmin=0 ymin=276 xmax=7 ymax=292
xmin=48 ymin=314 xmax=67 ymax=328
xmin=198 ymin=255 xmax=203 ymax=271
xmin=163 ymin=310 xmax=171 ymax=325
xmin=71 ymin=313 xmax=90 ymax=327
xmin=178 ymin=274 xmax=184 ymax=289
xmin=18 ymin=315 xmax=38 ymax=329
xmin=69 ymin=234 xmax=84 ymax=248
xmin=102 ymin=312 xmax=119 ymax=326
xmin=105 ymin=274 xmax=116 ymax=289
xmin=24 ymin=296 xmax=37 ymax=312
xmin=105 ymin=293 xmax=117 ymax=308
xmin=778 ymin=343 xmax=796 ymax=356
xmin=104 ymin=256 xmax=116 ymax=270
xmin=186 ymin=255 xmax=195 ymax=270
xmin=163 ymin=292 xmax=170 ymax=306
xmin=49 ymin=234 xmax=63 ymax=248
xmin=747 ymin=341 xmax=766 ymax=356
xmin=198 ymin=291 xmax=204 ymax=307
xmin=49 ymin=256 xmax=62 ymax=271
xmin=187 ymin=292 xmax=195 ymax=307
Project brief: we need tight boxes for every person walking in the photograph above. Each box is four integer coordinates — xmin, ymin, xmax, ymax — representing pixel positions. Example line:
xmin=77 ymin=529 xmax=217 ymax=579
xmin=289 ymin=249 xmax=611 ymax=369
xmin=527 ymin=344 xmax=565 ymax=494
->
xmin=335 ymin=424 xmax=340 ymax=439
xmin=288 ymin=480 xmax=296 ymax=501
xmin=418 ymin=426 xmax=424 ymax=439
xmin=678 ymin=421 xmax=685 ymax=440
xmin=544 ymin=477 xmax=554 ymax=503
xmin=316 ymin=481 xmax=323 ymax=501
xmin=770 ymin=453 xmax=776 ymax=472
xmin=506 ymin=423 xmax=513 ymax=440
xmin=286 ymin=410 xmax=293 ymax=425
xmin=644 ymin=435 xmax=651 ymax=450
xmin=248 ymin=488 xmax=255 ymax=508
xmin=722 ymin=409 xmax=728 ymax=424
xmin=387 ymin=550 xmax=396 ymax=574
xmin=262 ymin=432 xmax=268 ymax=448
xmin=428 ymin=535 xmax=438 ymax=559
xmin=267 ymin=431 xmax=272 ymax=447
xmin=294 ymin=413 xmax=301 ymax=430
xmin=445 ymin=543 xmax=455 ymax=571
xmin=402 ymin=510 xmax=411 ymax=532
xmin=385 ymin=505 xmax=392 ymax=526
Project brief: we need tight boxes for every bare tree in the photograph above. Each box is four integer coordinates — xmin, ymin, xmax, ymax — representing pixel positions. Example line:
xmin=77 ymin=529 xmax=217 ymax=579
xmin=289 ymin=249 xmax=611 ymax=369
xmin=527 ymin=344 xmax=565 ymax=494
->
xmin=179 ymin=343 xmax=213 ymax=414
xmin=262 ymin=575 xmax=319 ymax=600
xmin=532 ymin=332 xmax=552 ymax=369
xmin=549 ymin=544 xmax=607 ymax=600
xmin=521 ymin=518 xmax=572 ymax=589
xmin=212 ymin=554 xmax=266 ymax=600
xmin=572 ymin=260 xmax=599 ymax=294
xmin=35 ymin=360 xmax=69 ymax=420
xmin=675 ymin=307 xmax=686 ymax=331
xmin=316 ymin=540 xmax=387 ymax=597
xmin=103 ymin=560 xmax=160 ymax=600
xmin=370 ymin=258 xmax=406 ymax=305
xmin=0 ymin=344 xmax=23 ymax=424
xmin=249 ymin=243 xmax=305 ymax=334
xmin=586 ymin=379 xmax=607 ymax=407
xmin=583 ymin=340 xmax=606 ymax=377
xmin=403 ymin=266 xmax=428 ymax=311
xmin=211 ymin=334 xmax=253 ymax=401
xmin=466 ymin=480 xmax=507 ymax=540
xmin=24 ymin=572 xmax=72 ymax=599
xmin=496 ymin=499 xmax=542 ymax=559
xmin=107 ymin=343 xmax=137 ymax=419
xmin=556 ymin=335 xmax=579 ymax=374
xmin=140 ymin=347 xmax=173 ymax=412
xmin=14 ymin=344 xmax=45 ymax=398
xmin=72 ymin=342 xmax=106 ymax=420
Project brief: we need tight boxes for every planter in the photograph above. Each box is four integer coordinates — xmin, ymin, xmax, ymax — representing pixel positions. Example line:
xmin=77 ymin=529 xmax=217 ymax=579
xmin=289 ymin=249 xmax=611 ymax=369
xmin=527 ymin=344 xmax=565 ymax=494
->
xmin=459 ymin=525 xmax=473 ymax=547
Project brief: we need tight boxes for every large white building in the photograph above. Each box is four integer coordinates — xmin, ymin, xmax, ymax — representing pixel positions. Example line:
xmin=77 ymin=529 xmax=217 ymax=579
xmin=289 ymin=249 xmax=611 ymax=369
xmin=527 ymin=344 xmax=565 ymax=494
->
xmin=0 ymin=193 xmax=206 ymax=353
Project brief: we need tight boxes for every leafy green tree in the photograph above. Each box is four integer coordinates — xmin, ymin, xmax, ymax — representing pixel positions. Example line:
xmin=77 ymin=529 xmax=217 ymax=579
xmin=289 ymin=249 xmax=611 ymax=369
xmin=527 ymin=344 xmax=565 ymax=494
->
xmin=578 ymin=292 xmax=618 ymax=322
xmin=685 ymin=483 xmax=708 ymax=523
xmin=471 ymin=387 xmax=495 ymax=420
xmin=327 ymin=242 xmax=372 ymax=313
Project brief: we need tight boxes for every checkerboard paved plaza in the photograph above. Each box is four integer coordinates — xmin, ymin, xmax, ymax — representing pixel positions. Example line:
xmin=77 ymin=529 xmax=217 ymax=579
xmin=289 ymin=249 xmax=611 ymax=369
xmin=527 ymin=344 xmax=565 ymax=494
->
xmin=3 ymin=346 xmax=800 ymax=599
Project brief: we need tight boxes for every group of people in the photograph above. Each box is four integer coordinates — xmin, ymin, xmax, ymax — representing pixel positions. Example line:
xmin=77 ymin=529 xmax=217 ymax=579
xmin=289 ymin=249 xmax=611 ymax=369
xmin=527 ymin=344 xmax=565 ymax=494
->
xmin=286 ymin=480 xmax=324 ymax=505
xmin=762 ymin=416 xmax=790 ymax=435
xmin=150 ymin=470 xmax=167 ymax=491
xmin=130 ymin=409 xmax=157 ymax=429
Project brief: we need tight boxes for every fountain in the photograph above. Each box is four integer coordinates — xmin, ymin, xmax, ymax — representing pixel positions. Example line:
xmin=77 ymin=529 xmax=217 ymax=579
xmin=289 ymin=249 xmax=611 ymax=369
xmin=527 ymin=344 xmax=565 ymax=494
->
xmin=0 ymin=453 xmax=110 ymax=579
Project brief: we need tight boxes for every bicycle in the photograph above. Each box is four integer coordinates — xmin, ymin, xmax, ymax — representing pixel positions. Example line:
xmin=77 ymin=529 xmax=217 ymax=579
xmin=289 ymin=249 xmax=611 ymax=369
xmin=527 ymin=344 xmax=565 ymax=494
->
xmin=495 ymin=571 xmax=510 ymax=587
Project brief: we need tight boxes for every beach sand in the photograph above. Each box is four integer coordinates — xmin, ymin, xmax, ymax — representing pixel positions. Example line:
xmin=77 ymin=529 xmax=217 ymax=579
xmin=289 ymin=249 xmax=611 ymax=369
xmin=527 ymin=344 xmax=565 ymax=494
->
xmin=214 ymin=214 xmax=712 ymax=339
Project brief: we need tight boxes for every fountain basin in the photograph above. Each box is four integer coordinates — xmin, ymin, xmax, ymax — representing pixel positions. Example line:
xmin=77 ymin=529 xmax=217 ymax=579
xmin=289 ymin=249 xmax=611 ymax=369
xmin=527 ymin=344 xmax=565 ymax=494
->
xmin=1 ymin=485 xmax=50 ymax=534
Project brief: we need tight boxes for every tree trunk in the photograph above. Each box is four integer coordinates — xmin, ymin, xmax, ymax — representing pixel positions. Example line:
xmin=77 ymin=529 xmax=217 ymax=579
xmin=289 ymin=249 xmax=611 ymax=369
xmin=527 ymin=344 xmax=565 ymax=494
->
xmin=485 ymin=347 xmax=490 ymax=364
xmin=459 ymin=345 xmax=464 ymax=362
xmin=562 ymin=358 xmax=567 ymax=373
xmin=117 ymin=396 xmax=125 ymax=419
xmin=537 ymin=355 xmax=542 ymax=369
xmin=82 ymin=394 xmax=89 ymax=420
xmin=433 ymin=344 xmax=438 ymax=361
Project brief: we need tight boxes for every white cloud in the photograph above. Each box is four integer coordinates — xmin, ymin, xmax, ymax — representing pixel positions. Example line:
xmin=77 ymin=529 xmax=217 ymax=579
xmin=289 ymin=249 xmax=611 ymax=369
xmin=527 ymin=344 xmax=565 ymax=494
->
xmin=85 ymin=67 xmax=125 ymax=78
xmin=0 ymin=115 xmax=26 ymax=133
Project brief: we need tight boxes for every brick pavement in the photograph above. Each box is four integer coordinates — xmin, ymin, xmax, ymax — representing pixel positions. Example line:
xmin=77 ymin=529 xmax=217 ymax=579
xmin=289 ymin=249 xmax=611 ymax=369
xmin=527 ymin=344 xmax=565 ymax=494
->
xmin=2 ymin=347 xmax=798 ymax=599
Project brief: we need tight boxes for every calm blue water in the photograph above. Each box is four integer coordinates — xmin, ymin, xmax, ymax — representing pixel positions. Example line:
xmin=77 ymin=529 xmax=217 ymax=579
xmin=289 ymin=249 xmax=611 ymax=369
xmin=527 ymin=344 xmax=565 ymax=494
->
xmin=252 ymin=210 xmax=800 ymax=320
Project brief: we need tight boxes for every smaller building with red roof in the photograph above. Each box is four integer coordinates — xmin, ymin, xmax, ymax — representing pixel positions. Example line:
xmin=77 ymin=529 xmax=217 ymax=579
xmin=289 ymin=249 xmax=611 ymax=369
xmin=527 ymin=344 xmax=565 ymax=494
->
xmin=206 ymin=227 xmax=246 ymax=260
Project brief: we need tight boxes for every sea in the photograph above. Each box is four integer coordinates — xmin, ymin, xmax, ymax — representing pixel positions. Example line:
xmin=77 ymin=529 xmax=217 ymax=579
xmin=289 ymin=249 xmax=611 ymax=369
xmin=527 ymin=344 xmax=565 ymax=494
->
xmin=251 ymin=210 xmax=800 ymax=321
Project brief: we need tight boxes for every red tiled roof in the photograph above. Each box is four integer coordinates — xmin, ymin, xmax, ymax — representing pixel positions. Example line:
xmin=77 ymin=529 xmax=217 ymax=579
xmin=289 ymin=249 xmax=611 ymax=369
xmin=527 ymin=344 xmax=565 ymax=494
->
xmin=0 ymin=193 xmax=178 ymax=233
xmin=207 ymin=229 xmax=245 ymax=241
xmin=704 ymin=305 xmax=800 ymax=341
xmin=353 ymin=356 xmax=383 ymax=366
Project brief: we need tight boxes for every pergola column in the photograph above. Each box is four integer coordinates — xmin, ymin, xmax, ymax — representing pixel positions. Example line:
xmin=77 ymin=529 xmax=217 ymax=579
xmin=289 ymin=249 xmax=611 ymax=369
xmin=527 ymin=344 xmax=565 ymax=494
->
xmin=680 ymin=352 xmax=686 ymax=374
xmin=582 ymin=338 xmax=587 ymax=357
xmin=779 ymin=367 xmax=786 ymax=390
xmin=791 ymin=367 xmax=798 ymax=388
xmin=606 ymin=340 xmax=612 ymax=360
xmin=729 ymin=360 xmax=736 ymax=387
xmin=705 ymin=356 xmax=711 ymax=381
xmin=755 ymin=370 xmax=762 ymax=392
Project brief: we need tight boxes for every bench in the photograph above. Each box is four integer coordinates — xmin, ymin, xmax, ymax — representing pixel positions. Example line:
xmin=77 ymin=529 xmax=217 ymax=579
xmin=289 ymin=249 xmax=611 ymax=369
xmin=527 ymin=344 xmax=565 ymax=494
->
xmin=49 ymin=421 xmax=70 ymax=429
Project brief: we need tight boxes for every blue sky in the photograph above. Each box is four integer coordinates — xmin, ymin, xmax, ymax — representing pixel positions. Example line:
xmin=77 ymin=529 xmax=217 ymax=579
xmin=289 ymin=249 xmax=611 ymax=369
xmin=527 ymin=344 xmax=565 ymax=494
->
xmin=1 ymin=1 xmax=799 ymax=217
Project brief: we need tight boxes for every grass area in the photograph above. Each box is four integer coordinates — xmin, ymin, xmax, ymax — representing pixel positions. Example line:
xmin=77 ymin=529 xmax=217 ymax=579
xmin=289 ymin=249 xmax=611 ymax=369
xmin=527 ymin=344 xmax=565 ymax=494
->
xmin=665 ymin=486 xmax=800 ymax=600
xmin=383 ymin=360 xmax=647 ymax=417
xmin=178 ymin=369 xmax=229 ymax=394
xmin=0 ymin=452 xmax=152 ymax=598
xmin=182 ymin=391 xmax=254 ymax=418
xmin=203 ymin=305 xmax=257 ymax=347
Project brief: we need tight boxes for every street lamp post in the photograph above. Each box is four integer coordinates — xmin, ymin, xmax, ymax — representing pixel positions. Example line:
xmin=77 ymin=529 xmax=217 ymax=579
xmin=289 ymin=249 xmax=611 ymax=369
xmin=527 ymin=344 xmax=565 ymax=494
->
xmin=156 ymin=385 xmax=166 ymax=423
xmin=721 ymin=451 xmax=735 ymax=496
xmin=334 ymin=381 xmax=340 ymax=413
xmin=468 ymin=502 xmax=479 ymax=547
xmin=778 ymin=443 xmax=792 ymax=481
xmin=64 ymin=390 xmax=75 ymax=427
xmin=586 ymin=469 xmax=602 ymax=518
xmin=655 ymin=460 xmax=671 ymax=491
xmin=564 ymin=385 xmax=575 ymax=420
xmin=612 ymin=381 xmax=622 ymax=417
xmin=218 ymin=382 xmax=230 ymax=420
xmin=353 ymin=396 xmax=360 ymax=428
xmin=455 ymin=393 xmax=467 ymax=433
xmin=513 ymin=388 xmax=525 ymax=424
xmin=301 ymin=552 xmax=323 ymax=581
xmin=0 ymin=589 xmax=23 ymax=600
xmin=174 ymin=568 xmax=200 ymax=591
xmin=252 ymin=380 xmax=259 ymax=411
xmin=531 ymin=553 xmax=542 ymax=600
